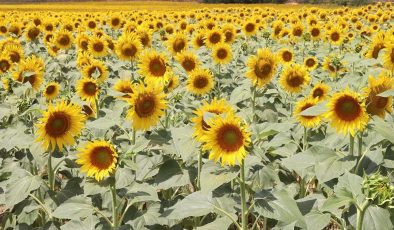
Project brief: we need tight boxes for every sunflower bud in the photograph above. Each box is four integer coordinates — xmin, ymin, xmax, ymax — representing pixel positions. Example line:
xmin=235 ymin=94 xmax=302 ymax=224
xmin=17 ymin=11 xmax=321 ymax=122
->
xmin=241 ymin=43 xmax=248 ymax=51
xmin=303 ymin=33 xmax=311 ymax=42
xmin=362 ymin=172 xmax=394 ymax=208
xmin=263 ymin=32 xmax=270 ymax=39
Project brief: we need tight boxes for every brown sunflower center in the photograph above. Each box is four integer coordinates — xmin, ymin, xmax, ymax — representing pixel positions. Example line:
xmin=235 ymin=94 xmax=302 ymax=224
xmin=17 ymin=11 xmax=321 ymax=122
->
xmin=312 ymin=88 xmax=323 ymax=98
xmin=90 ymin=146 xmax=114 ymax=169
xmin=87 ymin=66 xmax=102 ymax=78
xmin=209 ymin=32 xmax=221 ymax=44
xmin=88 ymin=21 xmax=96 ymax=29
xmin=330 ymin=32 xmax=340 ymax=42
xmin=0 ymin=26 xmax=7 ymax=33
xmin=286 ymin=73 xmax=304 ymax=88
xmin=93 ymin=42 xmax=104 ymax=52
xmin=58 ymin=34 xmax=71 ymax=46
xmin=111 ymin=18 xmax=120 ymax=26
xmin=217 ymin=125 xmax=243 ymax=152
xmin=82 ymin=105 xmax=94 ymax=116
xmin=375 ymin=96 xmax=388 ymax=109
xmin=274 ymin=27 xmax=281 ymax=36
xmin=245 ymin=23 xmax=255 ymax=32
xmin=28 ymin=27 xmax=40 ymax=40
xmin=121 ymin=44 xmax=137 ymax=58
xmin=224 ymin=30 xmax=233 ymax=42
xmin=45 ymin=112 xmax=71 ymax=137
xmin=306 ymin=58 xmax=316 ymax=67
xmin=182 ymin=58 xmax=196 ymax=72
xmin=46 ymin=85 xmax=56 ymax=95
xmin=372 ymin=44 xmax=384 ymax=59
xmin=300 ymin=103 xmax=315 ymax=119
xmin=10 ymin=52 xmax=21 ymax=63
xmin=216 ymin=48 xmax=228 ymax=60
xmin=293 ymin=27 xmax=303 ymax=37
xmin=282 ymin=51 xmax=292 ymax=62
xmin=45 ymin=34 xmax=54 ymax=43
xmin=173 ymin=38 xmax=186 ymax=53
xmin=45 ymin=24 xmax=53 ymax=31
xmin=196 ymin=36 xmax=205 ymax=47
xmin=254 ymin=59 xmax=272 ymax=79
xmin=134 ymin=94 xmax=156 ymax=118
xmin=140 ymin=34 xmax=150 ymax=47
xmin=334 ymin=96 xmax=361 ymax=121
xmin=81 ymin=40 xmax=88 ymax=50
xmin=149 ymin=58 xmax=166 ymax=77
xmin=193 ymin=75 xmax=208 ymax=89
xmin=83 ymin=82 xmax=97 ymax=96
xmin=0 ymin=60 xmax=11 ymax=72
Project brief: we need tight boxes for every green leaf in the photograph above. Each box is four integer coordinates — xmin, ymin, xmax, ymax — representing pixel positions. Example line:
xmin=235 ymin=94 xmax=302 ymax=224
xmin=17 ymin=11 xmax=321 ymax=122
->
xmin=334 ymin=172 xmax=364 ymax=201
xmin=154 ymin=159 xmax=191 ymax=190
xmin=165 ymin=191 xmax=214 ymax=219
xmin=5 ymin=174 xmax=42 ymax=208
xmin=304 ymin=212 xmax=331 ymax=230
xmin=299 ymin=101 xmax=328 ymax=116
xmin=361 ymin=205 xmax=393 ymax=230
xmin=60 ymin=215 xmax=99 ymax=230
xmin=377 ymin=89 xmax=394 ymax=97
xmin=372 ymin=118 xmax=394 ymax=144
xmin=200 ymin=161 xmax=238 ymax=192
xmin=115 ymin=167 xmax=134 ymax=189
xmin=52 ymin=196 xmax=93 ymax=220
xmin=163 ymin=126 xmax=199 ymax=162
xmin=125 ymin=182 xmax=159 ymax=203
xmin=196 ymin=217 xmax=233 ymax=230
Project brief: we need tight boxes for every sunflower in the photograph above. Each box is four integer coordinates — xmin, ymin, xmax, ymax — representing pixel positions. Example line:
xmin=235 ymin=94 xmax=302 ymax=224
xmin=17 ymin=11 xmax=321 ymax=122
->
xmin=76 ymin=33 xmax=90 ymax=51
xmin=186 ymin=68 xmax=214 ymax=96
xmin=76 ymin=140 xmax=118 ymax=181
xmin=192 ymin=30 xmax=206 ymax=49
xmin=126 ymin=84 xmax=167 ymax=131
xmin=77 ymin=78 xmax=100 ymax=103
xmin=115 ymin=33 xmax=142 ymax=61
xmin=138 ymin=50 xmax=168 ymax=84
xmin=43 ymin=82 xmax=61 ymax=101
xmin=109 ymin=14 xmax=122 ymax=29
xmin=243 ymin=20 xmax=258 ymax=36
xmin=309 ymin=82 xmax=330 ymax=101
xmin=2 ymin=78 xmax=10 ymax=91
xmin=383 ymin=41 xmax=394 ymax=72
xmin=167 ymin=32 xmax=188 ymax=55
xmin=82 ymin=59 xmax=108 ymax=83
xmin=294 ymin=97 xmax=321 ymax=128
xmin=290 ymin=22 xmax=304 ymax=40
xmin=175 ymin=51 xmax=200 ymax=73
xmin=304 ymin=56 xmax=318 ymax=70
xmin=54 ymin=29 xmax=74 ymax=50
xmin=77 ymin=51 xmax=93 ymax=68
xmin=279 ymin=63 xmax=310 ymax=94
xmin=205 ymin=29 xmax=223 ymax=48
xmin=246 ymin=48 xmax=278 ymax=88
xmin=364 ymin=74 xmax=394 ymax=118
xmin=365 ymin=32 xmax=386 ymax=59
xmin=44 ymin=32 xmax=54 ymax=45
xmin=8 ymin=23 xmax=22 ymax=37
xmin=88 ymin=35 xmax=108 ymax=57
xmin=82 ymin=103 xmax=97 ymax=119
xmin=327 ymin=27 xmax=344 ymax=45
xmin=278 ymin=48 xmax=294 ymax=64
xmin=201 ymin=114 xmax=251 ymax=166
xmin=136 ymin=27 xmax=152 ymax=47
xmin=13 ymin=55 xmax=45 ymax=91
xmin=25 ymin=24 xmax=41 ymax=41
xmin=222 ymin=24 xmax=237 ymax=43
xmin=325 ymin=89 xmax=369 ymax=136
xmin=0 ymin=55 xmax=12 ymax=74
xmin=36 ymin=100 xmax=85 ymax=151
xmin=166 ymin=74 xmax=179 ymax=92
xmin=323 ymin=56 xmax=346 ymax=77
xmin=113 ymin=79 xmax=135 ymax=99
xmin=212 ymin=43 xmax=232 ymax=65
xmin=191 ymin=98 xmax=235 ymax=142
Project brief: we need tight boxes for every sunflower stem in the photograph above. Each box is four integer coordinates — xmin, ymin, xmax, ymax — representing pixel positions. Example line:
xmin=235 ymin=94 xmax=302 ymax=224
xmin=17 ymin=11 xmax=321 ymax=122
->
xmin=47 ymin=152 xmax=55 ymax=191
xmin=240 ymin=161 xmax=248 ymax=230
xmin=356 ymin=200 xmax=370 ymax=230
xmin=110 ymin=182 xmax=118 ymax=228
xmin=357 ymin=131 xmax=363 ymax=157
xmin=349 ymin=134 xmax=355 ymax=156
xmin=197 ymin=150 xmax=202 ymax=190
xmin=251 ymin=85 xmax=257 ymax=123
xmin=131 ymin=129 xmax=136 ymax=145
xmin=303 ymin=127 xmax=308 ymax=151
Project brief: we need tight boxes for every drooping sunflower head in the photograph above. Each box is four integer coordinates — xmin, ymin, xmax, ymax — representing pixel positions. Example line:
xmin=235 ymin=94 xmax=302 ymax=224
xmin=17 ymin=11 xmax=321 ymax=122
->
xmin=278 ymin=48 xmax=294 ymax=64
xmin=246 ymin=48 xmax=278 ymax=88
xmin=175 ymin=51 xmax=200 ymax=73
xmin=279 ymin=63 xmax=310 ymax=94
xmin=201 ymin=114 xmax=251 ymax=166
xmin=212 ymin=43 xmax=233 ymax=65
xmin=365 ymin=32 xmax=386 ymax=59
xmin=82 ymin=59 xmax=108 ymax=83
xmin=325 ymin=88 xmax=369 ymax=136
xmin=383 ymin=40 xmax=394 ymax=72
xmin=126 ymin=84 xmax=168 ymax=131
xmin=36 ymin=100 xmax=86 ymax=151
xmin=77 ymin=78 xmax=100 ymax=103
xmin=54 ymin=29 xmax=74 ymax=50
xmin=113 ymin=79 xmax=135 ymax=99
xmin=43 ymin=82 xmax=61 ymax=101
xmin=186 ymin=68 xmax=214 ymax=96
xmin=293 ymin=97 xmax=321 ymax=128
xmin=167 ymin=32 xmax=188 ymax=55
xmin=0 ymin=55 xmax=12 ymax=74
xmin=138 ymin=49 xmax=168 ymax=82
xmin=310 ymin=82 xmax=330 ymax=101
xmin=364 ymin=74 xmax=394 ymax=118
xmin=115 ymin=32 xmax=142 ymax=61
xmin=191 ymin=98 xmax=235 ymax=142
xmin=13 ymin=55 xmax=45 ymax=91
xmin=76 ymin=140 xmax=118 ymax=181
xmin=304 ymin=56 xmax=318 ymax=70
xmin=88 ymin=35 xmax=108 ymax=57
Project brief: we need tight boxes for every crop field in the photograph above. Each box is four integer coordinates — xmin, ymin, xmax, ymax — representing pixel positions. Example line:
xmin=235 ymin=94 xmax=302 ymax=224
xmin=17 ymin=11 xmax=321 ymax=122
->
xmin=0 ymin=1 xmax=393 ymax=230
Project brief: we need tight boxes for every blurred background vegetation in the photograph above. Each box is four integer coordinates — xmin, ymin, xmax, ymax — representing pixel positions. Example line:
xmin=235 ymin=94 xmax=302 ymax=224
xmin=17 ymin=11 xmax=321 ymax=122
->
xmin=202 ymin=0 xmax=373 ymax=6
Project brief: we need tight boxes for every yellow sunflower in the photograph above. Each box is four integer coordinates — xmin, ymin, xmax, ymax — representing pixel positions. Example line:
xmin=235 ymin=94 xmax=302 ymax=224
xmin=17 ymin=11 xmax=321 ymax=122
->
xmin=76 ymin=140 xmax=118 ymax=181
xmin=77 ymin=78 xmax=100 ymax=103
xmin=3 ymin=44 xmax=24 ymax=64
xmin=24 ymin=24 xmax=41 ymax=41
xmin=325 ymin=88 xmax=369 ymax=136
xmin=364 ymin=74 xmax=394 ymax=118
xmin=192 ymin=30 xmax=206 ymax=49
xmin=201 ymin=114 xmax=251 ymax=166
xmin=365 ymin=32 xmax=386 ymax=59
xmin=43 ymin=82 xmax=61 ymax=101
xmin=76 ymin=33 xmax=90 ymax=51
xmin=175 ymin=51 xmax=200 ymax=73
xmin=54 ymin=29 xmax=74 ymax=50
xmin=13 ymin=55 xmax=45 ymax=91
xmin=36 ymin=100 xmax=86 ymax=151
xmin=293 ymin=97 xmax=321 ymax=128
xmin=138 ymin=50 xmax=169 ymax=85
xmin=88 ymin=35 xmax=108 ymax=57
xmin=382 ymin=40 xmax=394 ymax=72
xmin=186 ymin=68 xmax=214 ymax=96
xmin=113 ymin=79 xmax=135 ymax=99
xmin=279 ymin=63 xmax=310 ymax=94
xmin=126 ymin=84 xmax=167 ymax=131
xmin=0 ymin=55 xmax=12 ymax=74
xmin=205 ymin=29 xmax=223 ymax=48
xmin=278 ymin=48 xmax=294 ymax=64
xmin=243 ymin=20 xmax=258 ymax=37
xmin=167 ymin=32 xmax=188 ymax=55
xmin=115 ymin=33 xmax=142 ymax=61
xmin=191 ymin=98 xmax=235 ymax=142
xmin=82 ymin=103 xmax=97 ymax=119
xmin=246 ymin=48 xmax=278 ymax=88
xmin=326 ymin=27 xmax=344 ymax=45
xmin=82 ymin=59 xmax=108 ymax=83
xmin=212 ymin=43 xmax=232 ymax=65
xmin=304 ymin=56 xmax=318 ymax=70
xmin=222 ymin=24 xmax=237 ymax=44
xmin=309 ymin=82 xmax=330 ymax=101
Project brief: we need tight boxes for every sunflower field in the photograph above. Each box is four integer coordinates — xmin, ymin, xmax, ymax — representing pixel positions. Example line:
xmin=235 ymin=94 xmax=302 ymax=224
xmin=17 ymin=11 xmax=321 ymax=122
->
xmin=0 ymin=1 xmax=394 ymax=230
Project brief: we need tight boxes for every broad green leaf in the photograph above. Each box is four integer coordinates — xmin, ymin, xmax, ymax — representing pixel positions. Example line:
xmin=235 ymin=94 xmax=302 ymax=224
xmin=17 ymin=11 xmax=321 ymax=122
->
xmin=299 ymin=101 xmax=328 ymax=116
xmin=165 ymin=191 xmax=214 ymax=219
xmin=163 ymin=126 xmax=199 ymax=162
xmin=5 ymin=175 xmax=42 ymax=208
xmin=60 ymin=215 xmax=99 ymax=230
xmin=200 ymin=161 xmax=238 ymax=192
xmin=377 ymin=89 xmax=394 ymax=97
xmin=304 ymin=212 xmax=331 ymax=230
xmin=372 ymin=118 xmax=394 ymax=144
xmin=334 ymin=172 xmax=364 ymax=201
xmin=361 ymin=205 xmax=393 ymax=230
xmin=196 ymin=217 xmax=233 ymax=230
xmin=125 ymin=182 xmax=159 ymax=203
xmin=115 ymin=167 xmax=134 ymax=189
xmin=52 ymin=196 xmax=93 ymax=220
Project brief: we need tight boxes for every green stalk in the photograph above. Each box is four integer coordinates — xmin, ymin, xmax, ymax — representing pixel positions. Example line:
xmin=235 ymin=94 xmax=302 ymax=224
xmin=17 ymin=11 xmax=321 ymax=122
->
xmin=349 ymin=134 xmax=355 ymax=156
xmin=356 ymin=200 xmax=370 ymax=230
xmin=197 ymin=150 xmax=202 ymax=190
xmin=251 ymin=85 xmax=257 ymax=123
xmin=110 ymin=182 xmax=118 ymax=228
xmin=131 ymin=129 xmax=136 ymax=145
xmin=240 ymin=161 xmax=247 ymax=230
xmin=47 ymin=152 xmax=54 ymax=191
xmin=303 ymin=127 xmax=308 ymax=151
xmin=357 ymin=132 xmax=363 ymax=157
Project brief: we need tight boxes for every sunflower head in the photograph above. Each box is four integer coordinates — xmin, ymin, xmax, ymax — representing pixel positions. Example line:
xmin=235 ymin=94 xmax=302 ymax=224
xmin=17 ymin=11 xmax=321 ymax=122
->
xmin=304 ymin=56 xmax=318 ymax=70
xmin=55 ymin=29 xmax=74 ymax=50
xmin=364 ymin=74 xmax=394 ymax=118
xmin=175 ymin=51 xmax=199 ymax=73
xmin=88 ymin=35 xmax=108 ymax=57
xmin=278 ymin=48 xmax=294 ymax=64
xmin=43 ymin=82 xmax=61 ymax=101
xmin=310 ymin=83 xmax=330 ymax=101
xmin=138 ymin=50 xmax=168 ymax=83
xmin=279 ymin=63 xmax=310 ymax=94
xmin=36 ymin=100 xmax=86 ymax=151
xmin=82 ymin=59 xmax=108 ymax=83
xmin=206 ymin=29 xmax=223 ymax=48
xmin=246 ymin=48 xmax=278 ymax=88
xmin=13 ymin=55 xmax=45 ymax=91
xmin=294 ymin=97 xmax=321 ymax=128
xmin=76 ymin=140 xmax=118 ymax=181
xmin=115 ymin=33 xmax=142 ymax=61
xmin=212 ymin=43 xmax=232 ymax=65
xmin=167 ymin=32 xmax=188 ymax=55
xmin=186 ymin=68 xmax=214 ymax=96
xmin=113 ymin=79 xmax=135 ymax=99
xmin=77 ymin=78 xmax=100 ymax=103
xmin=0 ymin=55 xmax=12 ymax=74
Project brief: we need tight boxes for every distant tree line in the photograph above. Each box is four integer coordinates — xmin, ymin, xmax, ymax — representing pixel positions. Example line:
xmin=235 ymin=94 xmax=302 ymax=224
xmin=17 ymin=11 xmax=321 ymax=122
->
xmin=202 ymin=0 xmax=373 ymax=5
